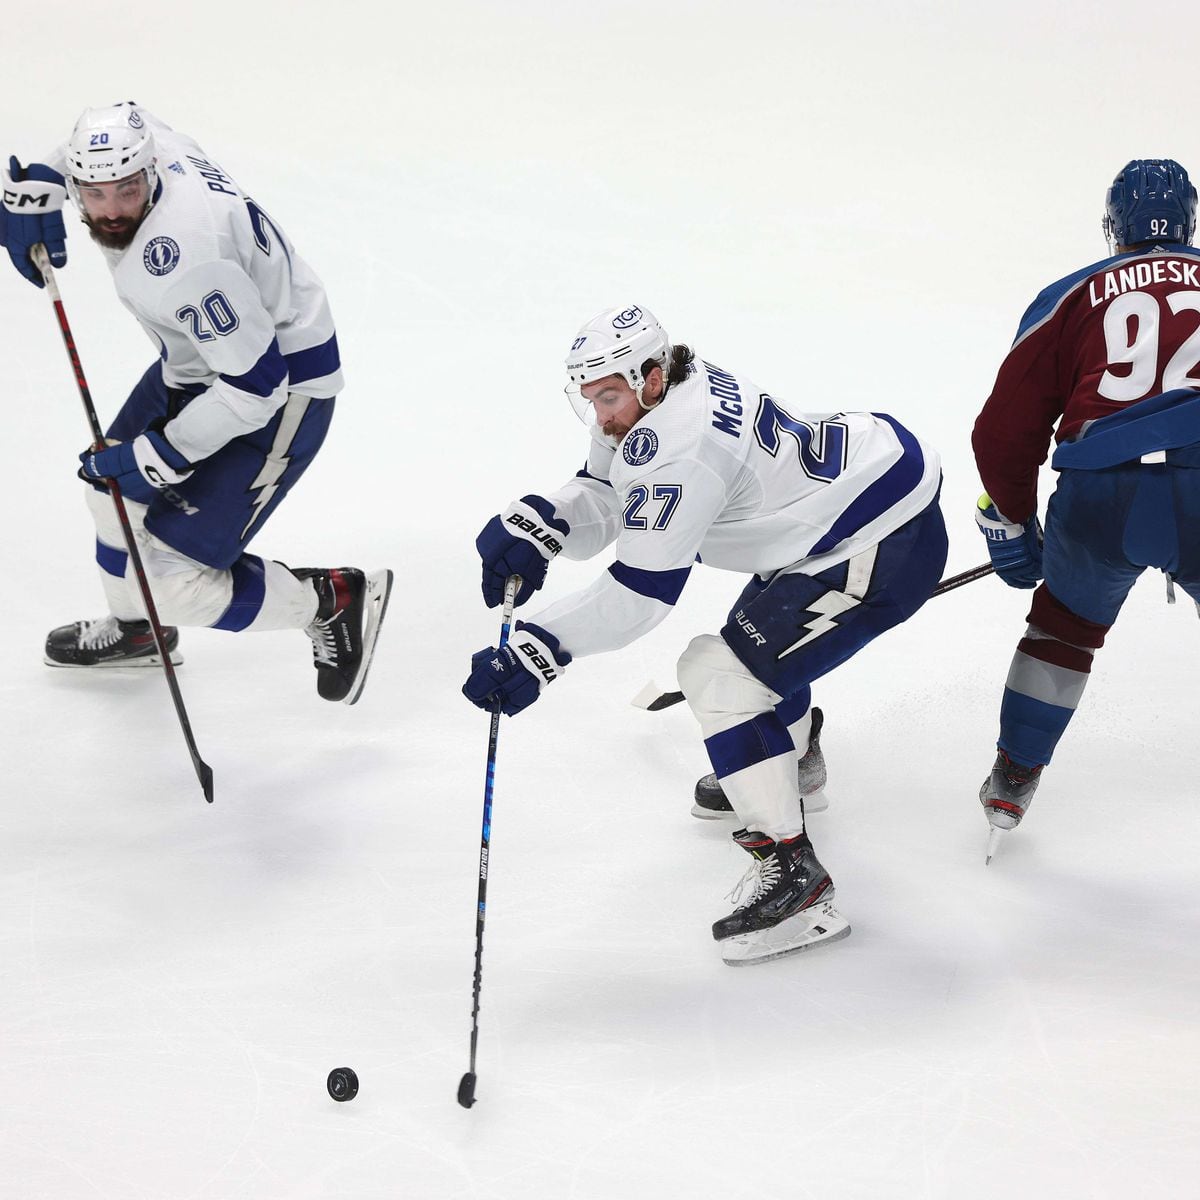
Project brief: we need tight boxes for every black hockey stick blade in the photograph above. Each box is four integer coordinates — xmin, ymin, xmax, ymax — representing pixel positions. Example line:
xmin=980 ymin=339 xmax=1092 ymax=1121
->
xmin=646 ymin=690 xmax=685 ymax=710
xmin=457 ymin=1071 xmax=477 ymax=1108
xmin=199 ymin=759 xmax=215 ymax=804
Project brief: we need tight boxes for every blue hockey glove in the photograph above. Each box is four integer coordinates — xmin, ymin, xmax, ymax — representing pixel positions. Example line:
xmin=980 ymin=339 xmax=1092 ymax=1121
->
xmin=79 ymin=431 xmax=194 ymax=503
xmin=976 ymin=494 xmax=1043 ymax=589
xmin=2 ymin=157 xmax=68 ymax=287
xmin=462 ymin=622 xmax=571 ymax=716
xmin=476 ymin=495 xmax=569 ymax=608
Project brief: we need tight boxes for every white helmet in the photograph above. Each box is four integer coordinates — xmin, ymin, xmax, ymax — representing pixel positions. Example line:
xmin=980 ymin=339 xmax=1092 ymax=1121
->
xmin=64 ymin=104 xmax=158 ymax=211
xmin=564 ymin=305 xmax=671 ymax=420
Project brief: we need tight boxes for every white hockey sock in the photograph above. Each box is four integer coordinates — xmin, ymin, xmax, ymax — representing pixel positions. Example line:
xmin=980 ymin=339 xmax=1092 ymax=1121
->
xmin=677 ymin=633 xmax=806 ymax=840
xmin=85 ymin=485 xmax=147 ymax=622
xmin=241 ymin=560 xmax=320 ymax=632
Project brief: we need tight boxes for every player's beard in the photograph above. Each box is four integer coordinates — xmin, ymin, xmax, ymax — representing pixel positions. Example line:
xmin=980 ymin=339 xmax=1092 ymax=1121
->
xmin=83 ymin=213 xmax=144 ymax=250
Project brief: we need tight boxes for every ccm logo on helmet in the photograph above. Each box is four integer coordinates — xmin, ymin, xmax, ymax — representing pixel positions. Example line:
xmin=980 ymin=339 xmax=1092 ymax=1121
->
xmin=505 ymin=512 xmax=563 ymax=555
xmin=612 ymin=307 xmax=642 ymax=329
xmin=515 ymin=640 xmax=557 ymax=684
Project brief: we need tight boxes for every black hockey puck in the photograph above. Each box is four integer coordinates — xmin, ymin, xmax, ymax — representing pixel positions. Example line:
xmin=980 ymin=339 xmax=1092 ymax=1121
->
xmin=327 ymin=1067 xmax=359 ymax=1102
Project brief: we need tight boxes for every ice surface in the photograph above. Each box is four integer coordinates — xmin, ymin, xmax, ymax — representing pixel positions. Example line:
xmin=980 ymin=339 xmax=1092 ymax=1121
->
xmin=2 ymin=3 xmax=1198 ymax=1197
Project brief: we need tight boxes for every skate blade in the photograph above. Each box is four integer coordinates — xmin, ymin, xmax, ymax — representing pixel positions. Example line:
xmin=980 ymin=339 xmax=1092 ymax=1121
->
xmin=985 ymin=824 xmax=1007 ymax=865
xmin=690 ymin=788 xmax=830 ymax=821
xmin=690 ymin=803 xmax=734 ymax=820
xmin=43 ymin=652 xmax=183 ymax=669
xmin=802 ymin=788 xmax=829 ymax=814
xmin=343 ymin=569 xmax=393 ymax=706
xmin=720 ymin=900 xmax=851 ymax=966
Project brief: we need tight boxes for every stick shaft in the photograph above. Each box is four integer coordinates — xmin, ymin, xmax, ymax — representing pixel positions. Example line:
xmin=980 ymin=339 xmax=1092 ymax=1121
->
xmin=932 ymin=561 xmax=994 ymax=596
xmin=466 ymin=574 xmax=521 ymax=1077
xmin=33 ymin=244 xmax=214 ymax=803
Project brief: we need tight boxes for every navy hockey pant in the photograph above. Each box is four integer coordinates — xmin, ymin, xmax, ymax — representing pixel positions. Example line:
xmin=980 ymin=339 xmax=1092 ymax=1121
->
xmin=703 ymin=495 xmax=948 ymax=778
xmin=103 ymin=361 xmax=335 ymax=569
xmin=89 ymin=361 xmax=334 ymax=631
xmin=997 ymin=452 xmax=1200 ymax=768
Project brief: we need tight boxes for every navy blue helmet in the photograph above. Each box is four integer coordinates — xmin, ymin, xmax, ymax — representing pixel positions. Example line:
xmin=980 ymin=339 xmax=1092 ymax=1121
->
xmin=1103 ymin=159 xmax=1197 ymax=249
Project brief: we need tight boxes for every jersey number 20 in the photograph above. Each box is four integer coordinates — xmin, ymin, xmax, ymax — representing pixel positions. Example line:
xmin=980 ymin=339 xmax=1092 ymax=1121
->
xmin=176 ymin=290 xmax=240 ymax=343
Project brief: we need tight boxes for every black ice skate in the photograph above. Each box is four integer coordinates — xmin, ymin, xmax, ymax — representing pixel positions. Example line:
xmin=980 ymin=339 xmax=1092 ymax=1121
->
xmin=44 ymin=616 xmax=181 ymax=668
xmin=296 ymin=567 xmax=393 ymax=705
xmin=980 ymin=749 xmax=1045 ymax=863
xmin=979 ymin=749 xmax=1044 ymax=831
xmin=693 ymin=707 xmax=828 ymax=819
xmin=713 ymin=828 xmax=850 ymax=965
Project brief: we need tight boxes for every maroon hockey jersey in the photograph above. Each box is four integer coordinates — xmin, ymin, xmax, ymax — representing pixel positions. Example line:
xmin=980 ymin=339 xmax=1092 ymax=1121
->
xmin=973 ymin=245 xmax=1200 ymax=520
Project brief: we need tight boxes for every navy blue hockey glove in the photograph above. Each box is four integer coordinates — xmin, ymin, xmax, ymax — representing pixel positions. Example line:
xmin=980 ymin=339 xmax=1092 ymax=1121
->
xmin=476 ymin=495 xmax=569 ymax=608
xmin=2 ymin=157 xmax=68 ymax=287
xmin=976 ymin=494 xmax=1043 ymax=589
xmin=462 ymin=622 xmax=571 ymax=716
xmin=79 ymin=432 xmax=194 ymax=503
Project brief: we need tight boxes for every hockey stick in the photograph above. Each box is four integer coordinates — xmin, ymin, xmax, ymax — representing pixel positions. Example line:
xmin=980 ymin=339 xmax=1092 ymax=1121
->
xmin=458 ymin=573 xmax=521 ymax=1110
xmin=32 ymin=244 xmax=215 ymax=804
xmin=632 ymin=560 xmax=997 ymax=712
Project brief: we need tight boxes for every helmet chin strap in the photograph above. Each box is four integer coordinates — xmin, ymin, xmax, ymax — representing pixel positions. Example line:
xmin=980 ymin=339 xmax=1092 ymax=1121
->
xmin=635 ymin=374 xmax=668 ymax=412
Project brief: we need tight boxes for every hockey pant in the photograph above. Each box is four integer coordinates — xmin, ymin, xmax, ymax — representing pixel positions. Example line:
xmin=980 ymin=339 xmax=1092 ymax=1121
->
xmin=87 ymin=361 xmax=335 ymax=632
xmin=677 ymin=497 xmax=948 ymax=839
xmin=997 ymin=455 xmax=1200 ymax=768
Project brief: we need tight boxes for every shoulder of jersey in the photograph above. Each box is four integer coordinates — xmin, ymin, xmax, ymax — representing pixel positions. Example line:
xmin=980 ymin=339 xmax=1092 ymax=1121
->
xmin=127 ymin=162 xmax=236 ymax=286
xmin=1018 ymin=245 xmax=1200 ymax=340
xmin=618 ymin=366 xmax=710 ymax=469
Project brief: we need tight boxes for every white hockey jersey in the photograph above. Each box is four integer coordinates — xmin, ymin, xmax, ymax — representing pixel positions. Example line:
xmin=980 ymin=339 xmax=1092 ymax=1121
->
xmin=51 ymin=108 xmax=342 ymax=463
xmin=528 ymin=358 xmax=942 ymax=659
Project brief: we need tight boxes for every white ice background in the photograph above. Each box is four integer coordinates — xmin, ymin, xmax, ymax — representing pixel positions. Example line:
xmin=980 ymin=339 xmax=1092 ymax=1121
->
xmin=2 ymin=3 xmax=1198 ymax=1197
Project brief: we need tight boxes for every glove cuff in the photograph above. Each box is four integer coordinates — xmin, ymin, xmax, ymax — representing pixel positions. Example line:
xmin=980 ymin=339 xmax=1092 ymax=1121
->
xmin=510 ymin=621 xmax=571 ymax=688
xmin=975 ymin=494 xmax=1023 ymax=538
xmin=501 ymin=497 xmax=569 ymax=561
xmin=2 ymin=172 xmax=67 ymax=214
xmin=136 ymin=431 xmax=193 ymax=486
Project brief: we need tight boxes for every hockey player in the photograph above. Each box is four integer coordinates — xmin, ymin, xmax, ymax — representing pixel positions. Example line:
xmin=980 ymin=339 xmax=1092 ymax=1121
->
xmin=463 ymin=306 xmax=947 ymax=964
xmin=973 ymin=159 xmax=1200 ymax=852
xmin=0 ymin=103 xmax=391 ymax=703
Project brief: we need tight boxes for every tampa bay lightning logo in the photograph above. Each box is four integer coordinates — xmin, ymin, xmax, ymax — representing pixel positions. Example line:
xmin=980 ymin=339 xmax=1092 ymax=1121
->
xmin=623 ymin=427 xmax=659 ymax=466
xmin=128 ymin=109 xmax=144 ymax=129
xmin=143 ymin=237 xmax=180 ymax=276
xmin=612 ymin=307 xmax=642 ymax=330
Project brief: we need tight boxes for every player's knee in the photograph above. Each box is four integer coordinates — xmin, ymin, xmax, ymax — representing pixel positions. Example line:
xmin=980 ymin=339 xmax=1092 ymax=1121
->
xmin=677 ymin=634 xmax=776 ymax=720
xmin=142 ymin=549 xmax=232 ymax=627
xmin=1028 ymin=585 xmax=1110 ymax=649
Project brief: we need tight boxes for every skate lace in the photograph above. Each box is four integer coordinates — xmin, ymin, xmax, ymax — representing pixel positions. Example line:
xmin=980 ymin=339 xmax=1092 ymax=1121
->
xmin=726 ymin=854 xmax=782 ymax=909
xmin=78 ymin=616 xmax=125 ymax=650
xmin=305 ymin=616 xmax=339 ymax=668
